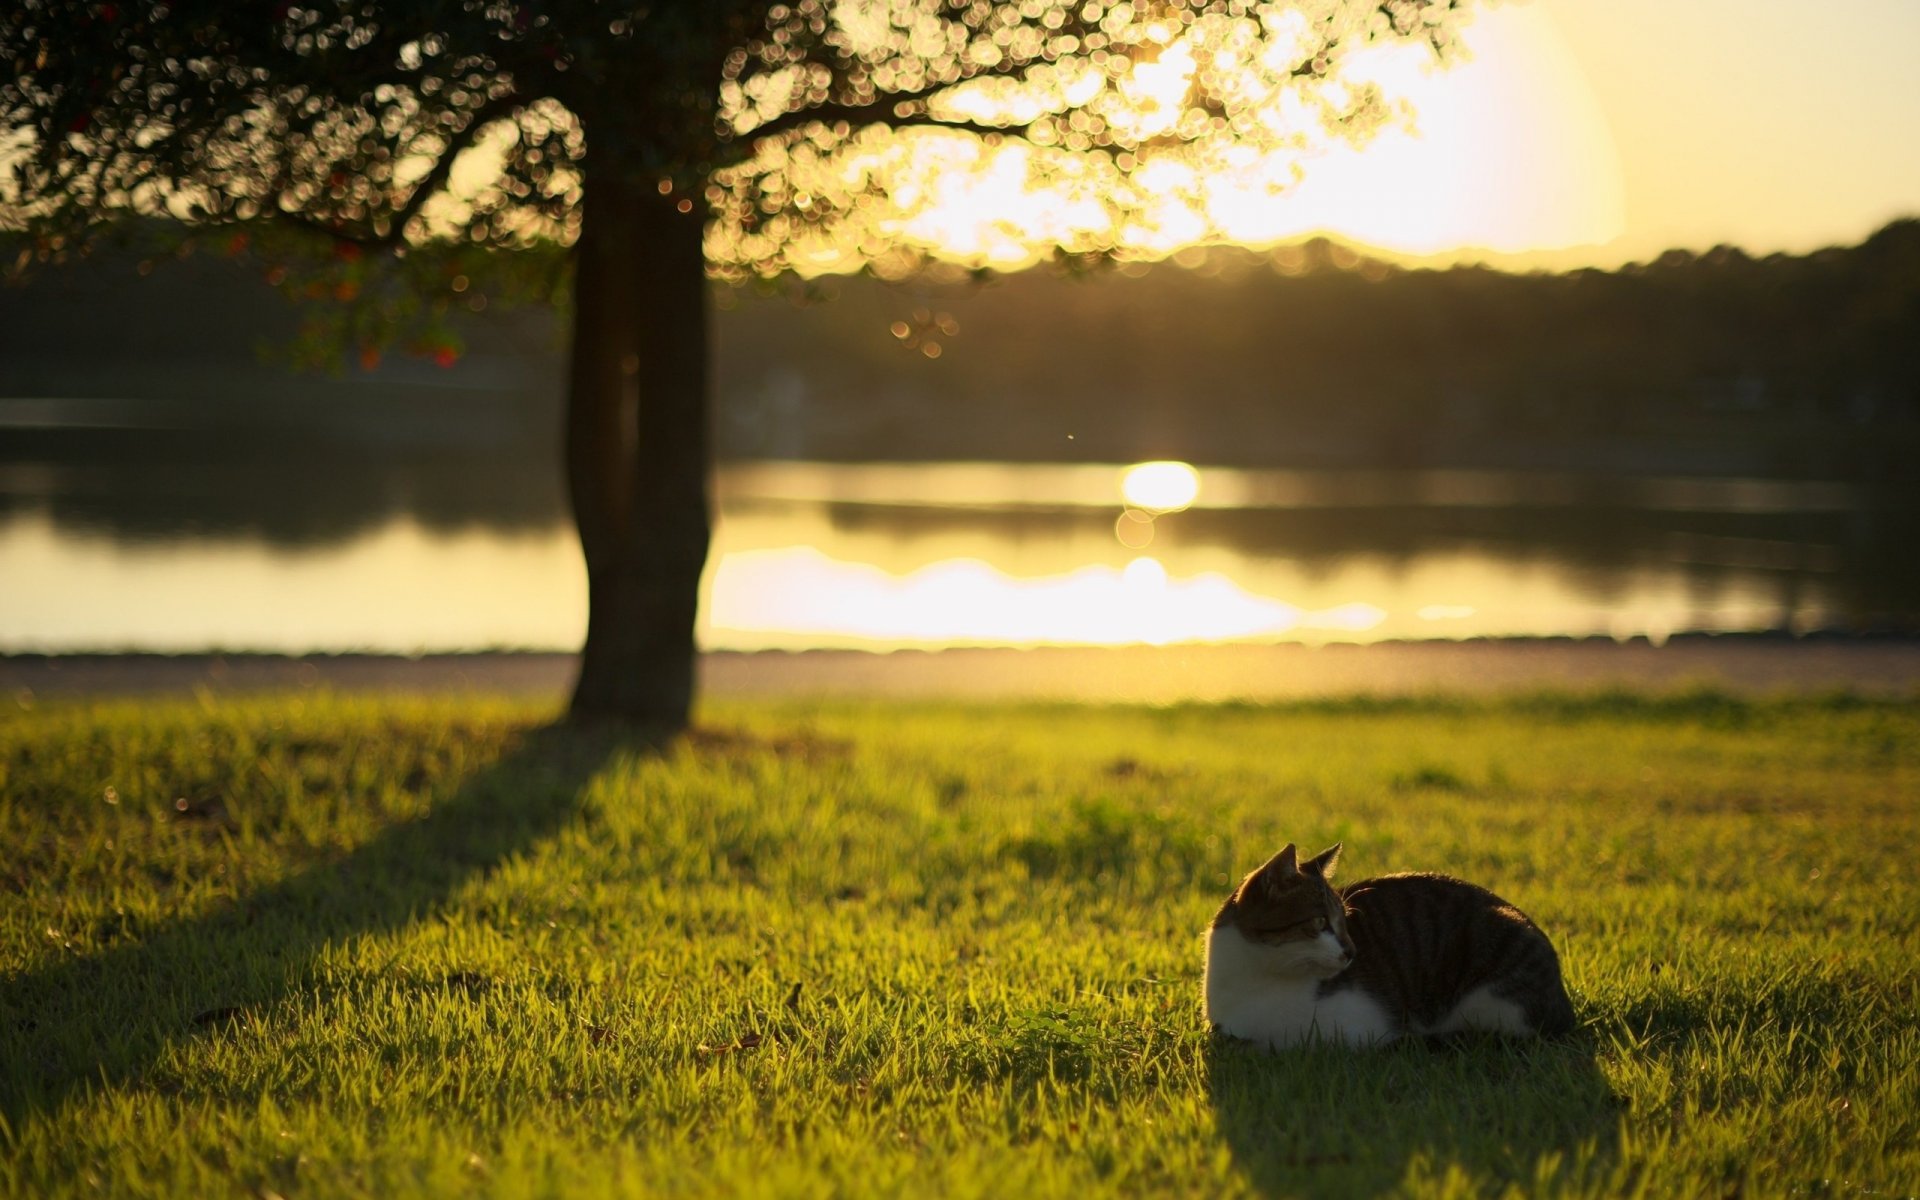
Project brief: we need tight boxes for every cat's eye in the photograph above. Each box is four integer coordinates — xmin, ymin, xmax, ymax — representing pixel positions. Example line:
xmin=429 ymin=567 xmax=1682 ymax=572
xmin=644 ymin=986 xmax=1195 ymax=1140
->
xmin=1312 ymin=917 xmax=1328 ymax=932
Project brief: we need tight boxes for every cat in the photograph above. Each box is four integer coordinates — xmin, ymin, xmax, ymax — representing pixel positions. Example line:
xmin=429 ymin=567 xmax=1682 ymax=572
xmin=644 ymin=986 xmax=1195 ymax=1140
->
xmin=1205 ymin=842 xmax=1575 ymax=1047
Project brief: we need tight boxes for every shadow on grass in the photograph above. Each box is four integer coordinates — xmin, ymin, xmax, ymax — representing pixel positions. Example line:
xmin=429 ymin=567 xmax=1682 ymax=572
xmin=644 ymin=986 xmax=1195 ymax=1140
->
xmin=0 ymin=721 xmax=645 ymax=1132
xmin=1208 ymin=1032 xmax=1623 ymax=1196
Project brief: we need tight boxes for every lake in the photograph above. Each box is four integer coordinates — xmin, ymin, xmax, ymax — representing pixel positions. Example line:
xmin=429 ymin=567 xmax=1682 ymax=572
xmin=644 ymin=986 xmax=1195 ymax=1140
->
xmin=3 ymin=439 xmax=1911 ymax=653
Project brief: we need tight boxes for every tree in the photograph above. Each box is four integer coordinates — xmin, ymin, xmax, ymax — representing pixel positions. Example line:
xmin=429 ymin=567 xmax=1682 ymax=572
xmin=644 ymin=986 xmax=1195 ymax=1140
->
xmin=3 ymin=0 xmax=1475 ymax=729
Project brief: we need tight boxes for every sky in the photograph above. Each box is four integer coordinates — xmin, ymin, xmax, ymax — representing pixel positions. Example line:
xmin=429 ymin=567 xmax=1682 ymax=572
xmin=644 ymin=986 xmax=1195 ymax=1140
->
xmin=1348 ymin=0 xmax=1920 ymax=269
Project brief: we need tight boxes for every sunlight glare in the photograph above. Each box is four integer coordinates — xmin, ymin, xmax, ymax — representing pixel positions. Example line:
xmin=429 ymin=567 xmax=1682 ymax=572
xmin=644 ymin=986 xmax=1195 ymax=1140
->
xmin=1191 ymin=6 xmax=1624 ymax=256
xmin=1122 ymin=555 xmax=1169 ymax=590
xmin=1121 ymin=461 xmax=1201 ymax=513
xmin=705 ymin=545 xmax=1385 ymax=648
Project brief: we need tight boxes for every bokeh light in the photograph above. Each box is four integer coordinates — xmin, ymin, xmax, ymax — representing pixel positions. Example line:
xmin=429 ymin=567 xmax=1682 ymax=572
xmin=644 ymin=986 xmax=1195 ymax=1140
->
xmin=1115 ymin=509 xmax=1156 ymax=549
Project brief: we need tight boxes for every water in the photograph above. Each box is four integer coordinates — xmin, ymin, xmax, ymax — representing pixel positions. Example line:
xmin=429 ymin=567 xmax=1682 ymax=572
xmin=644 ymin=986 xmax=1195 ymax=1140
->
xmin=4 ymin=443 xmax=1910 ymax=653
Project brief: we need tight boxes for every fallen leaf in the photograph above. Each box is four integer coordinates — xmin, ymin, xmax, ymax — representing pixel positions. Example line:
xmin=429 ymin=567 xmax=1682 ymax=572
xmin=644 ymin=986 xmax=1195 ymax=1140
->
xmin=697 ymin=1031 xmax=766 ymax=1055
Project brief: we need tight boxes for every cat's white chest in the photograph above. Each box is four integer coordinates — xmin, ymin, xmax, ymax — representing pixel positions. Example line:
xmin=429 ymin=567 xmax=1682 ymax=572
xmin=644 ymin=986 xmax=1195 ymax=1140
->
xmin=1204 ymin=927 xmax=1396 ymax=1048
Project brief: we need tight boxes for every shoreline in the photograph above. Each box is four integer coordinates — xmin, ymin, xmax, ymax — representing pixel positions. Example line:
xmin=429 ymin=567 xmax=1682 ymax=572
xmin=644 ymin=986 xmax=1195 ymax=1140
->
xmin=5 ymin=635 xmax=1917 ymax=703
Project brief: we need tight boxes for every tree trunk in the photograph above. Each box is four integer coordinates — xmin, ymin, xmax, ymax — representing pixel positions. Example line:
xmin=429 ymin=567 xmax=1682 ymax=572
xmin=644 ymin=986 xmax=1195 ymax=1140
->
xmin=564 ymin=171 xmax=712 ymax=728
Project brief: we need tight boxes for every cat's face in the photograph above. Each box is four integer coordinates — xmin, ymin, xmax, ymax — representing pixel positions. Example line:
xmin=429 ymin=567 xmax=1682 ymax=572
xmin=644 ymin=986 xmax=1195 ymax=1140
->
xmin=1213 ymin=843 xmax=1355 ymax=979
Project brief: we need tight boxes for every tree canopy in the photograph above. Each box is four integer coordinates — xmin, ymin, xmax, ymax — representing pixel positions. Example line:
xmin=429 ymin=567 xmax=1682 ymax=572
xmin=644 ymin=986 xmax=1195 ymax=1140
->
xmin=6 ymin=1 xmax=1473 ymax=274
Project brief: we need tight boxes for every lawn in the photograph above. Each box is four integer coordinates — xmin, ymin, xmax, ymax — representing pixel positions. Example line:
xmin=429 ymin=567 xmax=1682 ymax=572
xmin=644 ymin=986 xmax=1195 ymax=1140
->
xmin=2 ymin=690 xmax=1916 ymax=1198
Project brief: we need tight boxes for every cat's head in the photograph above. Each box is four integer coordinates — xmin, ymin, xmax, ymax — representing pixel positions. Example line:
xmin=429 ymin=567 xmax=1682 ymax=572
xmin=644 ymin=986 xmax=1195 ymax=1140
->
xmin=1212 ymin=842 xmax=1354 ymax=978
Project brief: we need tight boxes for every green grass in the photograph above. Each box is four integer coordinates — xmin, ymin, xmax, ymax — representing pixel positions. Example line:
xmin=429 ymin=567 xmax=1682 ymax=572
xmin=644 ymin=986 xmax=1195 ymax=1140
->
xmin=2 ymin=689 xmax=1917 ymax=1198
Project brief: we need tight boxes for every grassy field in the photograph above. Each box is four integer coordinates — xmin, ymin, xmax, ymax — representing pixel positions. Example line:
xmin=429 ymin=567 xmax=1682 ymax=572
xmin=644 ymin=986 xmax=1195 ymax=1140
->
xmin=2 ymin=690 xmax=1916 ymax=1198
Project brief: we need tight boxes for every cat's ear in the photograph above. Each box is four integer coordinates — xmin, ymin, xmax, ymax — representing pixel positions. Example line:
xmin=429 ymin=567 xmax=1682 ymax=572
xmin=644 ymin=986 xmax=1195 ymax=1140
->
xmin=1235 ymin=844 xmax=1298 ymax=901
xmin=1305 ymin=842 xmax=1343 ymax=879
xmin=1258 ymin=843 xmax=1299 ymax=882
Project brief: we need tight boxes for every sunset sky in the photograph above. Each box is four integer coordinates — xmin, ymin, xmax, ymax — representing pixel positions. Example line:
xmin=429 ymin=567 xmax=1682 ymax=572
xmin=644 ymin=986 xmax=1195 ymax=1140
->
xmin=1333 ymin=0 xmax=1920 ymax=268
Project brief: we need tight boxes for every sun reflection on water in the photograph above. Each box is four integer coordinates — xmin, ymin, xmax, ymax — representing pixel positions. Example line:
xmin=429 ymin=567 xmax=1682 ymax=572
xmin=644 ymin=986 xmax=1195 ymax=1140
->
xmin=0 ymin=463 xmax=1852 ymax=654
xmin=1120 ymin=461 xmax=1201 ymax=513
xmin=705 ymin=544 xmax=1385 ymax=650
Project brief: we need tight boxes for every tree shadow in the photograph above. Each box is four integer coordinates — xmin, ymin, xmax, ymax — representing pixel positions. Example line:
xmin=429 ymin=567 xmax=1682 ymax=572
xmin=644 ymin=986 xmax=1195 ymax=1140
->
xmin=1208 ymin=1031 xmax=1624 ymax=1197
xmin=0 ymin=720 xmax=647 ymax=1132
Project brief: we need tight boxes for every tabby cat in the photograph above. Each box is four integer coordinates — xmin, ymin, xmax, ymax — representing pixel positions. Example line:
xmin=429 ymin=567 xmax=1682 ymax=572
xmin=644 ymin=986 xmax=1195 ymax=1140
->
xmin=1205 ymin=842 xmax=1575 ymax=1047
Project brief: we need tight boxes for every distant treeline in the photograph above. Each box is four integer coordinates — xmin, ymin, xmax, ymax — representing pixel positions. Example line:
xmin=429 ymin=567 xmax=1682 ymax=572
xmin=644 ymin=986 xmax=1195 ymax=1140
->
xmin=3 ymin=219 xmax=1917 ymax=481
xmin=715 ymin=220 xmax=1920 ymax=480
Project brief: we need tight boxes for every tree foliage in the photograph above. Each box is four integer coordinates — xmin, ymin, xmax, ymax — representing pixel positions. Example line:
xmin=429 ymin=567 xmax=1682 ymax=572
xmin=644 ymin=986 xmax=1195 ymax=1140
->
xmin=5 ymin=0 xmax=1475 ymax=278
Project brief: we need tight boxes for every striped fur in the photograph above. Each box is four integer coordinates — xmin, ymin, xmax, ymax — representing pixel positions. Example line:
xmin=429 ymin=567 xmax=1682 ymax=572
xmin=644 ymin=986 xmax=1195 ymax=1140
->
xmin=1206 ymin=843 xmax=1575 ymax=1047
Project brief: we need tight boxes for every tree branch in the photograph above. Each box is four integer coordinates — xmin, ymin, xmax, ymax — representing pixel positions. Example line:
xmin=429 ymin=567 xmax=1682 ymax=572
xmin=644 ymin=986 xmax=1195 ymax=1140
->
xmin=711 ymin=107 xmax=1033 ymax=175
xmin=730 ymin=71 xmax=1040 ymax=148
xmin=733 ymin=31 xmax=1337 ymax=151
xmin=383 ymin=89 xmax=523 ymax=239
xmin=271 ymin=88 xmax=522 ymax=249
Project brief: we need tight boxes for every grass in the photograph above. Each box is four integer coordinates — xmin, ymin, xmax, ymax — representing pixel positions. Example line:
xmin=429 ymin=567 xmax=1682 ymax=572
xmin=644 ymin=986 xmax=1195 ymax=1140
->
xmin=2 ymin=688 xmax=1917 ymax=1198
